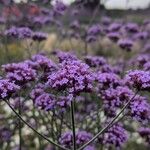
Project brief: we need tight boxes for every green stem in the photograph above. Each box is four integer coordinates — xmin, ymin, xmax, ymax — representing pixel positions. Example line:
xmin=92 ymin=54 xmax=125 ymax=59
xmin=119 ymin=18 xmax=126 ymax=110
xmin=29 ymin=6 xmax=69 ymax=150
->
xmin=71 ymin=100 xmax=76 ymax=150
xmin=5 ymin=100 xmax=70 ymax=150
xmin=19 ymin=100 xmax=22 ymax=150
xmin=78 ymin=91 xmax=138 ymax=150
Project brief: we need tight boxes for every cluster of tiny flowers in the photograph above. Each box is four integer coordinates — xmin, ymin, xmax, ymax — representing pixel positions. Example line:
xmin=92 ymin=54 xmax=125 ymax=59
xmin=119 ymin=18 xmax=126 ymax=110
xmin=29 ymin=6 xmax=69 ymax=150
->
xmin=5 ymin=26 xmax=33 ymax=39
xmin=144 ymin=62 xmax=150 ymax=71
xmin=136 ymin=54 xmax=150 ymax=67
xmin=59 ymin=131 xmax=93 ymax=148
xmin=138 ymin=127 xmax=150 ymax=145
xmin=133 ymin=31 xmax=148 ymax=40
xmin=86 ymin=24 xmax=101 ymax=42
xmin=0 ymin=79 xmax=20 ymax=99
xmin=32 ymin=32 xmax=48 ymax=42
xmin=125 ymin=22 xmax=139 ymax=33
xmin=70 ymin=20 xmax=80 ymax=30
xmin=125 ymin=70 xmax=150 ymax=91
xmin=117 ymin=39 xmax=133 ymax=51
xmin=55 ymin=50 xmax=78 ymax=63
xmin=96 ymin=72 xmax=121 ymax=90
xmin=53 ymin=0 xmax=67 ymax=16
xmin=128 ymin=96 xmax=150 ymax=124
xmin=85 ymin=56 xmax=107 ymax=68
xmin=2 ymin=62 xmax=37 ymax=85
xmin=101 ymin=86 xmax=133 ymax=116
xmin=30 ymin=83 xmax=70 ymax=111
xmin=98 ymin=123 xmax=128 ymax=149
xmin=107 ymin=32 xmax=120 ymax=42
xmin=47 ymin=60 xmax=94 ymax=100
xmin=31 ymin=54 xmax=57 ymax=72
xmin=34 ymin=93 xmax=56 ymax=111
xmin=108 ymin=22 xmax=121 ymax=32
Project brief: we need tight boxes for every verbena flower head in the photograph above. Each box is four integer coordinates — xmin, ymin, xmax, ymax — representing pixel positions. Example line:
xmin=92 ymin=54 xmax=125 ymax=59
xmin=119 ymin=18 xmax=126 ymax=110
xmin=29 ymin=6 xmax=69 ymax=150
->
xmin=96 ymin=72 xmax=121 ymax=90
xmin=133 ymin=31 xmax=148 ymax=40
xmin=108 ymin=22 xmax=122 ymax=32
xmin=86 ymin=35 xmax=97 ymax=43
xmin=31 ymin=84 xmax=71 ymax=111
xmin=5 ymin=26 xmax=33 ymax=39
xmin=87 ymin=24 xmax=101 ymax=36
xmin=70 ymin=20 xmax=80 ymax=29
xmin=59 ymin=130 xmax=93 ymax=148
xmin=125 ymin=70 xmax=150 ymax=91
xmin=17 ymin=27 xmax=33 ymax=39
xmin=101 ymin=86 xmax=133 ymax=116
xmin=118 ymin=39 xmax=133 ymax=51
xmin=4 ymin=27 xmax=18 ymax=38
xmin=129 ymin=96 xmax=150 ymax=124
xmin=101 ymin=16 xmax=111 ymax=25
xmin=107 ymin=32 xmax=120 ymax=42
xmin=47 ymin=60 xmax=94 ymax=99
xmin=31 ymin=54 xmax=57 ymax=72
xmin=32 ymin=32 xmax=48 ymax=42
xmin=98 ymin=123 xmax=128 ymax=149
xmin=144 ymin=62 xmax=150 ymax=71
xmin=142 ymin=43 xmax=150 ymax=53
xmin=34 ymin=93 xmax=56 ymax=111
xmin=53 ymin=0 xmax=67 ymax=16
xmin=136 ymin=54 xmax=150 ymax=67
xmin=32 ymin=16 xmax=52 ymax=26
xmin=125 ymin=22 xmax=139 ymax=33
xmin=55 ymin=50 xmax=77 ymax=63
xmin=85 ymin=56 xmax=107 ymax=68
xmin=0 ymin=79 xmax=20 ymax=99
xmin=2 ymin=62 xmax=37 ymax=85
xmin=138 ymin=127 xmax=150 ymax=145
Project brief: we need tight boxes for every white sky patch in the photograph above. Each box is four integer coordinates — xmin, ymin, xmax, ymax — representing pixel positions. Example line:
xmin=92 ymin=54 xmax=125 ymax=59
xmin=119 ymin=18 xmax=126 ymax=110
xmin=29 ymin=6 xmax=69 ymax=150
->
xmin=14 ymin=0 xmax=150 ymax=9
xmin=53 ymin=0 xmax=150 ymax=9
xmin=105 ymin=0 xmax=150 ymax=9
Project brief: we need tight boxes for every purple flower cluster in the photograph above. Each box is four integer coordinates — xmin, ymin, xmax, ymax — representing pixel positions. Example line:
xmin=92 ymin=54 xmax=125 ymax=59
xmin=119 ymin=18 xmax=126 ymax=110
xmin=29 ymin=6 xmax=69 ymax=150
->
xmin=5 ymin=27 xmax=33 ymax=39
xmin=99 ymin=123 xmax=128 ymax=149
xmin=32 ymin=32 xmax=48 ymax=42
xmin=125 ymin=70 xmax=150 ymax=91
xmin=96 ymin=72 xmax=121 ymax=90
xmin=0 ymin=79 xmax=20 ymax=99
xmin=31 ymin=54 xmax=57 ymax=72
xmin=125 ymin=22 xmax=139 ymax=33
xmin=107 ymin=32 xmax=120 ymax=42
xmin=144 ymin=62 xmax=150 ymax=71
xmin=118 ymin=39 xmax=133 ymax=51
xmin=53 ymin=0 xmax=67 ymax=16
xmin=108 ymin=22 xmax=121 ymax=32
xmin=85 ymin=56 xmax=107 ymax=68
xmin=136 ymin=54 xmax=150 ymax=67
xmin=55 ymin=50 xmax=77 ymax=63
xmin=2 ymin=62 xmax=37 ymax=85
xmin=86 ymin=24 xmax=101 ymax=42
xmin=59 ymin=131 xmax=93 ymax=148
xmin=30 ymin=84 xmax=70 ymax=111
xmin=47 ymin=60 xmax=94 ymax=100
xmin=101 ymin=86 xmax=133 ymax=116
xmin=129 ymin=96 xmax=150 ymax=124
xmin=34 ymin=93 xmax=56 ymax=111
